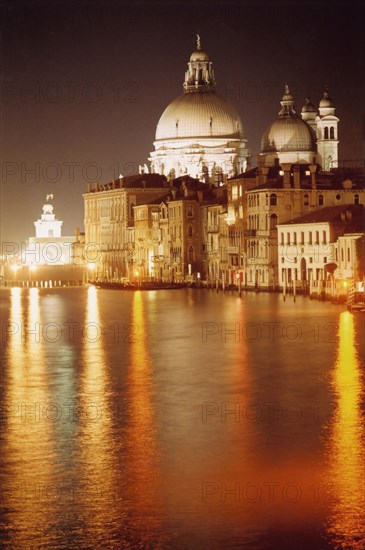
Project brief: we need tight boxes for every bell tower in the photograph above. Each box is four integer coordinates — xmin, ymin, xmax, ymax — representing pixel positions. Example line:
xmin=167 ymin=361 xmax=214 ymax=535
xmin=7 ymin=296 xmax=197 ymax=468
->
xmin=315 ymin=88 xmax=339 ymax=171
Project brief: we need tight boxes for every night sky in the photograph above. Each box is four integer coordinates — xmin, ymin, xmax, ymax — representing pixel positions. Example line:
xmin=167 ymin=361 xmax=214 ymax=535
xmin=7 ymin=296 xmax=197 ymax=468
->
xmin=1 ymin=0 xmax=364 ymax=244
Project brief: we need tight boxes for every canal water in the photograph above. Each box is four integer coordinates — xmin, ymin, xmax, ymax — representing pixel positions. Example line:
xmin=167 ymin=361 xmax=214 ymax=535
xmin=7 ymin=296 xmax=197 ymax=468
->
xmin=0 ymin=287 xmax=364 ymax=549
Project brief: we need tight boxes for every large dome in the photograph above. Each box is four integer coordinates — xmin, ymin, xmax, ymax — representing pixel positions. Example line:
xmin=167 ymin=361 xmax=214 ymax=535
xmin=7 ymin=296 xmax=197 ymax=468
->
xmin=261 ymin=117 xmax=316 ymax=153
xmin=155 ymin=91 xmax=244 ymax=141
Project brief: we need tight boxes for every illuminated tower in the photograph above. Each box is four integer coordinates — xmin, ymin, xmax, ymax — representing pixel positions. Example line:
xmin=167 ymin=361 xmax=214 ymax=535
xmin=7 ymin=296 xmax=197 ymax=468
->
xmin=34 ymin=194 xmax=63 ymax=238
xmin=315 ymin=88 xmax=339 ymax=171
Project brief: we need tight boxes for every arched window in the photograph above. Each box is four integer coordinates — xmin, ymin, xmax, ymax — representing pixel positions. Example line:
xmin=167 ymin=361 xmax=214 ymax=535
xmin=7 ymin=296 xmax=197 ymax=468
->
xmin=130 ymin=202 xmax=135 ymax=218
xmin=304 ymin=194 xmax=309 ymax=206
xmin=270 ymin=193 xmax=277 ymax=206
xmin=330 ymin=127 xmax=335 ymax=139
xmin=265 ymin=193 xmax=269 ymax=206
xmin=188 ymin=245 xmax=194 ymax=263
xmin=270 ymin=213 xmax=278 ymax=230
xmin=187 ymin=225 xmax=193 ymax=237
xmin=324 ymin=127 xmax=329 ymax=139
xmin=318 ymin=195 xmax=324 ymax=206
xmin=354 ymin=194 xmax=359 ymax=205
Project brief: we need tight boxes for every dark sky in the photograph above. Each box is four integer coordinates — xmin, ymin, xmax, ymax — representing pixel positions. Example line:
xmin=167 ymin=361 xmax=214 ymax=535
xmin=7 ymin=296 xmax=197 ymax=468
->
xmin=1 ymin=0 xmax=364 ymax=244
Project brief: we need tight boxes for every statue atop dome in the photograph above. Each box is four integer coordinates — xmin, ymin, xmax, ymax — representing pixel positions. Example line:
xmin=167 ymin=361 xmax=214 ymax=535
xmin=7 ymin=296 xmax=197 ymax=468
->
xmin=196 ymin=33 xmax=201 ymax=51
xmin=43 ymin=194 xmax=54 ymax=215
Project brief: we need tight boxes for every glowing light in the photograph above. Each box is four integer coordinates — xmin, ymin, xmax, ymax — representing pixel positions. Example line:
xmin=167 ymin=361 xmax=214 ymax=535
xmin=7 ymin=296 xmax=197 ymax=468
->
xmin=325 ymin=311 xmax=365 ymax=548
xmin=11 ymin=264 xmax=19 ymax=272
xmin=87 ymin=262 xmax=96 ymax=270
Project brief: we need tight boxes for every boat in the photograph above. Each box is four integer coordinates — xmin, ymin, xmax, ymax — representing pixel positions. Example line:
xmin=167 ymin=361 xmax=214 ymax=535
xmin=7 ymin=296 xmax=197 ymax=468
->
xmin=89 ymin=281 xmax=187 ymax=291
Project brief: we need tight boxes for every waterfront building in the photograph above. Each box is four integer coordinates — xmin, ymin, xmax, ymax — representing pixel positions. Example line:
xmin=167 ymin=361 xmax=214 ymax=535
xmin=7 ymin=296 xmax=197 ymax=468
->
xmin=83 ymin=174 xmax=170 ymax=280
xmin=201 ymin=193 xmax=227 ymax=285
xmin=277 ymin=204 xmax=364 ymax=292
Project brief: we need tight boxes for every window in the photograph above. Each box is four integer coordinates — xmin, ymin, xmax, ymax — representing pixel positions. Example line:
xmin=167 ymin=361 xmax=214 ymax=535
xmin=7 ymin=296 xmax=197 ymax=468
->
xmin=318 ymin=195 xmax=324 ymax=206
xmin=324 ymin=127 xmax=329 ymax=139
xmin=187 ymin=206 xmax=193 ymax=217
xmin=280 ymin=233 xmax=284 ymax=246
xmin=315 ymin=231 xmax=319 ymax=245
xmin=341 ymin=248 xmax=344 ymax=261
xmin=187 ymin=225 xmax=193 ymax=237
xmin=323 ymin=257 xmax=327 ymax=264
xmin=286 ymin=232 xmax=290 ymax=245
xmin=48 ymin=229 xmax=54 ymax=237
xmin=232 ymin=185 xmax=238 ymax=200
xmin=188 ymin=245 xmax=194 ymax=263
xmin=308 ymin=232 xmax=312 ymax=245
xmin=323 ymin=231 xmax=327 ymax=244
xmin=354 ymin=194 xmax=359 ymax=205
xmin=293 ymin=233 xmax=297 ymax=245
xmin=270 ymin=214 xmax=278 ymax=230
xmin=347 ymin=248 xmax=350 ymax=262
xmin=270 ymin=193 xmax=277 ymax=206
xmin=330 ymin=127 xmax=335 ymax=139
xmin=304 ymin=194 xmax=309 ymax=206
xmin=300 ymin=232 xmax=304 ymax=245
xmin=309 ymin=257 xmax=313 ymax=264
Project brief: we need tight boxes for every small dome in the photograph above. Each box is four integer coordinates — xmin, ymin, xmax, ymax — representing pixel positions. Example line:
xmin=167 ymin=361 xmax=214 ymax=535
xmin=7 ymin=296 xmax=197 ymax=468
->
xmin=319 ymin=90 xmax=333 ymax=108
xmin=261 ymin=117 xmax=316 ymax=153
xmin=155 ymin=91 xmax=244 ymax=141
xmin=190 ymin=50 xmax=210 ymax=62
xmin=302 ymin=97 xmax=316 ymax=113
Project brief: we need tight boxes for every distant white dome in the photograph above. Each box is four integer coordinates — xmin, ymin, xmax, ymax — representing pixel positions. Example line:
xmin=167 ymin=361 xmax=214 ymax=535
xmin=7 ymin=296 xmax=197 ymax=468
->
xmin=261 ymin=84 xmax=316 ymax=154
xmin=262 ymin=117 xmax=316 ymax=153
xmin=155 ymin=91 xmax=244 ymax=142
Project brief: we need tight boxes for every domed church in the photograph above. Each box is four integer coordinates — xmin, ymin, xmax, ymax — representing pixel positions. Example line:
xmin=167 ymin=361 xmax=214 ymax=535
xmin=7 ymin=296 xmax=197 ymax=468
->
xmin=149 ymin=36 xmax=250 ymax=184
xmin=260 ymin=84 xmax=339 ymax=171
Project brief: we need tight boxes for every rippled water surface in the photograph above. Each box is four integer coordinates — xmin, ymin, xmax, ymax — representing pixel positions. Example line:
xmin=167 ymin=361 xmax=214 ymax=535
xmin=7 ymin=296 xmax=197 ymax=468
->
xmin=0 ymin=287 xmax=364 ymax=549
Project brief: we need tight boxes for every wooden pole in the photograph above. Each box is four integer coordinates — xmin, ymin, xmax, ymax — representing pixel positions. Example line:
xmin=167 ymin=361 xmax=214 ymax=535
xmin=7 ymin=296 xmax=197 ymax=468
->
xmin=283 ymin=269 xmax=286 ymax=301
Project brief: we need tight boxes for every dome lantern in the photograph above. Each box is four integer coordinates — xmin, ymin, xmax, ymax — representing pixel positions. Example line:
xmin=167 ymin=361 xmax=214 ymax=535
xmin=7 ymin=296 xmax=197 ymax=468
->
xmin=183 ymin=36 xmax=216 ymax=93
xmin=278 ymin=83 xmax=296 ymax=117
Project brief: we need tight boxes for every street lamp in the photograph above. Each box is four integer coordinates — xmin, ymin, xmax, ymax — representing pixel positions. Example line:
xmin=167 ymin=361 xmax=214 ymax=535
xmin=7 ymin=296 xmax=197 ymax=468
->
xmin=236 ymin=272 xmax=242 ymax=297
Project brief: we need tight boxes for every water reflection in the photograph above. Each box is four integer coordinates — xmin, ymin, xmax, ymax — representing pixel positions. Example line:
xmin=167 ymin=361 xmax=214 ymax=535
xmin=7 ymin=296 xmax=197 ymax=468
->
xmin=2 ymin=288 xmax=55 ymax=548
xmin=124 ymin=291 xmax=164 ymax=544
xmin=325 ymin=311 xmax=365 ymax=549
xmin=77 ymin=286 xmax=118 ymax=543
